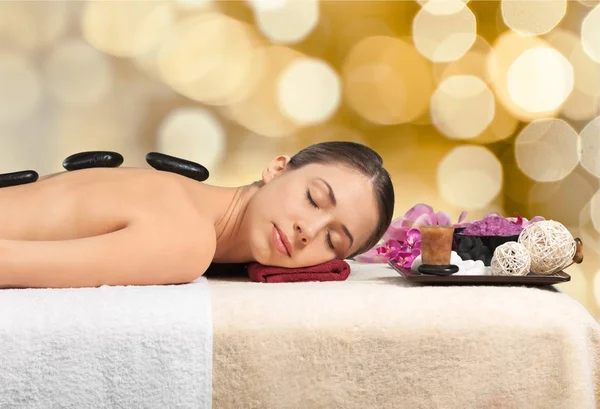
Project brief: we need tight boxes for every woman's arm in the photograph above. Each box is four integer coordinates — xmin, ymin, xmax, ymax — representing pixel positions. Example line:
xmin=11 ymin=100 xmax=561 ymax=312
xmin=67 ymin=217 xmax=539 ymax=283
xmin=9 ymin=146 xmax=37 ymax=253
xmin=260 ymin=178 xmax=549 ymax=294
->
xmin=0 ymin=221 xmax=216 ymax=289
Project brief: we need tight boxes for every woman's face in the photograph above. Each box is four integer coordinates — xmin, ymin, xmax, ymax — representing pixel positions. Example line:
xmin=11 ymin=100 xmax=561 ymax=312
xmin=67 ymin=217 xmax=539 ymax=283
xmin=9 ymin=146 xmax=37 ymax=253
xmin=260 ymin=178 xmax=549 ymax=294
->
xmin=243 ymin=156 xmax=379 ymax=267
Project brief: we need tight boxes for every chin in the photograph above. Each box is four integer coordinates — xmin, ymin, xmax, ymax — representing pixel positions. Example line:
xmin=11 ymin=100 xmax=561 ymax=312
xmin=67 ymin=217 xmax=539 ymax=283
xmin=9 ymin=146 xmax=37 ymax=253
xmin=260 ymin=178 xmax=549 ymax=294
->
xmin=248 ymin=234 xmax=275 ymax=265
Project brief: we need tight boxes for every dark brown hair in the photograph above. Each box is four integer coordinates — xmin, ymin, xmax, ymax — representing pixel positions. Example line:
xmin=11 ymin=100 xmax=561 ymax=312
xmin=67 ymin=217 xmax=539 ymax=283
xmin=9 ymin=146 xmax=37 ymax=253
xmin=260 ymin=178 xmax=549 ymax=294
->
xmin=287 ymin=141 xmax=395 ymax=258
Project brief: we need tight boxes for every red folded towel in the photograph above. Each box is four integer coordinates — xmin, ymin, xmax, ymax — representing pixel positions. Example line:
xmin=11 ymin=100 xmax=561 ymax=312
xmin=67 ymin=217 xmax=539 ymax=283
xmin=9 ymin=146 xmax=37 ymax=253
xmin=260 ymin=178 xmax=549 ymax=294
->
xmin=247 ymin=259 xmax=351 ymax=283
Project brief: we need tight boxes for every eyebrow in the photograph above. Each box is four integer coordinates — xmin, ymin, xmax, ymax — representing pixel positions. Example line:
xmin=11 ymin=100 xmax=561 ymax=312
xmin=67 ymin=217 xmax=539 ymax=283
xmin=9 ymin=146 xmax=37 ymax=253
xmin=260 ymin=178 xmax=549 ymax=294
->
xmin=317 ymin=177 xmax=354 ymax=250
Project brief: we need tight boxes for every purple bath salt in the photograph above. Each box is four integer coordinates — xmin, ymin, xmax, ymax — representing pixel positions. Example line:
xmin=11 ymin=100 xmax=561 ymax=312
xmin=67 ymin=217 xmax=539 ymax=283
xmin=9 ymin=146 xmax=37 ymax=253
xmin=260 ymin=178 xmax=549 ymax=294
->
xmin=461 ymin=216 xmax=523 ymax=236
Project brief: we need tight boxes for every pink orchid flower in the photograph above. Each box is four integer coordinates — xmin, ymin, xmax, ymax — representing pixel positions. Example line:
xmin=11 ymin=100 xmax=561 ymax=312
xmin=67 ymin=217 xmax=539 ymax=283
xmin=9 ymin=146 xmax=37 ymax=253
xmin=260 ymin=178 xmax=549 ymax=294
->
xmin=354 ymin=203 xmax=467 ymax=265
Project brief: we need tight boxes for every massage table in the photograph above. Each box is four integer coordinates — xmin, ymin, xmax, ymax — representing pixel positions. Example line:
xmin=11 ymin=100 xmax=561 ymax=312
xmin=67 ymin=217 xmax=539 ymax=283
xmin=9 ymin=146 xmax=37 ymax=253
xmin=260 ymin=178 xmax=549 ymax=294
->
xmin=1 ymin=261 xmax=598 ymax=408
xmin=210 ymin=261 xmax=600 ymax=409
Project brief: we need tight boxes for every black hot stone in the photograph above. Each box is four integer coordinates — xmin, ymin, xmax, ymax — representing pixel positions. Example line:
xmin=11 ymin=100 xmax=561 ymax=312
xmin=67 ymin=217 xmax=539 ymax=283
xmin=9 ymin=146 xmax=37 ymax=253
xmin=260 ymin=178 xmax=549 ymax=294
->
xmin=63 ymin=151 xmax=124 ymax=171
xmin=0 ymin=170 xmax=39 ymax=188
xmin=146 ymin=152 xmax=209 ymax=182
xmin=418 ymin=264 xmax=460 ymax=276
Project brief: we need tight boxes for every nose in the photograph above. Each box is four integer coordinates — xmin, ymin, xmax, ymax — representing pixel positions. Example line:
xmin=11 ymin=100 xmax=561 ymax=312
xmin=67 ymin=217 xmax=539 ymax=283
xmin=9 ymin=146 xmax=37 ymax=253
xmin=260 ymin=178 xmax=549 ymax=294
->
xmin=294 ymin=222 xmax=316 ymax=246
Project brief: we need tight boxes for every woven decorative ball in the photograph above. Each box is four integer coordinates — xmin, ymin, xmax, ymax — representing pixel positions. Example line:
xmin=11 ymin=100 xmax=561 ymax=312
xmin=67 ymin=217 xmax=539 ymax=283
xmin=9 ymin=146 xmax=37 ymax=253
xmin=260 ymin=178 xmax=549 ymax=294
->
xmin=491 ymin=242 xmax=531 ymax=276
xmin=518 ymin=220 xmax=576 ymax=275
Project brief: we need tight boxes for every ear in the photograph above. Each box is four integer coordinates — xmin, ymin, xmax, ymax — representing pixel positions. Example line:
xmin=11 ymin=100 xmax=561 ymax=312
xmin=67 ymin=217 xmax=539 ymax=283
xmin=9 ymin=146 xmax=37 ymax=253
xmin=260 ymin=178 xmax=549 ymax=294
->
xmin=262 ymin=155 xmax=290 ymax=184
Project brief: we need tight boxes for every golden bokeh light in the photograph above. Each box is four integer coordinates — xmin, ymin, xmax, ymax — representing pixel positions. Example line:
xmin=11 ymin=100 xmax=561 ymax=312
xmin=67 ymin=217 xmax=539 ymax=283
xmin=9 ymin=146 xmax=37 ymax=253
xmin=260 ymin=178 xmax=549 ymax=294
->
xmin=545 ymin=29 xmax=600 ymax=109
xmin=432 ymin=35 xmax=494 ymax=85
xmin=561 ymin=89 xmax=600 ymax=121
xmin=247 ymin=0 xmax=287 ymax=12
xmin=580 ymin=116 xmax=600 ymax=178
xmin=590 ymin=190 xmax=600 ymax=233
xmin=507 ymin=47 xmax=573 ymax=113
xmin=594 ymin=269 xmax=600 ymax=308
xmin=437 ymin=145 xmax=503 ymax=209
xmin=276 ymin=58 xmax=341 ymax=126
xmin=252 ymin=0 xmax=319 ymax=44
xmin=0 ymin=2 xmax=72 ymax=52
xmin=81 ymin=1 xmax=175 ymax=58
xmin=430 ymin=75 xmax=496 ymax=140
xmin=0 ymin=3 xmax=38 ymax=52
xmin=210 ymin=131 xmax=283 ymax=186
xmin=333 ymin=17 xmax=395 ymax=61
xmin=470 ymin=96 xmax=519 ymax=144
xmin=158 ymin=13 xmax=260 ymax=106
xmin=581 ymin=4 xmax=600 ymax=63
xmin=527 ymin=180 xmax=564 ymax=207
xmin=578 ymin=0 xmax=600 ymax=6
xmin=527 ymin=168 xmax=596 ymax=228
xmin=223 ymin=45 xmax=302 ymax=138
xmin=417 ymin=0 xmax=472 ymax=14
xmin=290 ymin=124 xmax=367 ymax=151
xmin=174 ymin=0 xmax=215 ymax=11
xmin=500 ymin=0 xmax=566 ymax=36
xmin=579 ymin=198 xmax=600 ymax=252
xmin=52 ymin=96 xmax=144 ymax=172
xmin=157 ymin=107 xmax=226 ymax=171
xmin=556 ymin=263 xmax=591 ymax=308
xmin=412 ymin=0 xmax=477 ymax=63
xmin=342 ymin=36 xmax=434 ymax=125
xmin=369 ymin=127 xmax=469 ymax=218
xmin=488 ymin=31 xmax=570 ymax=120
xmin=0 ymin=51 xmax=42 ymax=125
xmin=514 ymin=118 xmax=580 ymax=183
xmin=546 ymin=27 xmax=600 ymax=121
xmin=44 ymin=38 xmax=114 ymax=106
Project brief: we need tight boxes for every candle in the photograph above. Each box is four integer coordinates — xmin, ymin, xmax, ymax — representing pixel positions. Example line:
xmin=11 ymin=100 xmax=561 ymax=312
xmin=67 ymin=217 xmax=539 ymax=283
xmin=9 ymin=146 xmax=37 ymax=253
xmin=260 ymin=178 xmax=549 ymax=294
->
xmin=420 ymin=226 xmax=455 ymax=265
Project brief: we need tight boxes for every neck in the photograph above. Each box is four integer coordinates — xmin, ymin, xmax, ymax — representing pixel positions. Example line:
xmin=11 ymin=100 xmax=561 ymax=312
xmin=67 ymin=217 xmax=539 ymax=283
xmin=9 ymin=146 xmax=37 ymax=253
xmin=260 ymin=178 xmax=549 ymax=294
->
xmin=204 ymin=181 xmax=261 ymax=264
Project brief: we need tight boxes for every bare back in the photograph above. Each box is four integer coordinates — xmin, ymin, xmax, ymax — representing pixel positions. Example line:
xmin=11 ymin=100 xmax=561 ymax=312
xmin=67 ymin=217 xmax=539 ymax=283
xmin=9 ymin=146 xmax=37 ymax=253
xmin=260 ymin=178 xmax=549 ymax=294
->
xmin=0 ymin=167 xmax=199 ymax=241
xmin=0 ymin=167 xmax=218 ymax=288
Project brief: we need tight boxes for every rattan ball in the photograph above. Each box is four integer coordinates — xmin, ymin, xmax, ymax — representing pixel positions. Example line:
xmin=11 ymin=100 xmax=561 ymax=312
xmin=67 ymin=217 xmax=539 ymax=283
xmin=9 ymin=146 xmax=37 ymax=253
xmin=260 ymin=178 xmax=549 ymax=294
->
xmin=491 ymin=242 xmax=531 ymax=276
xmin=518 ymin=220 xmax=576 ymax=275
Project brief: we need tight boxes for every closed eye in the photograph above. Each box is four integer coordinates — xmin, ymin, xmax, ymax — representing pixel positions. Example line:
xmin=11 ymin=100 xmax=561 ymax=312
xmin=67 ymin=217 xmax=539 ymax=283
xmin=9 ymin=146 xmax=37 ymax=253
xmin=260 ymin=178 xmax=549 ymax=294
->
xmin=306 ymin=189 xmax=318 ymax=208
xmin=326 ymin=232 xmax=335 ymax=251
xmin=306 ymin=189 xmax=336 ymax=251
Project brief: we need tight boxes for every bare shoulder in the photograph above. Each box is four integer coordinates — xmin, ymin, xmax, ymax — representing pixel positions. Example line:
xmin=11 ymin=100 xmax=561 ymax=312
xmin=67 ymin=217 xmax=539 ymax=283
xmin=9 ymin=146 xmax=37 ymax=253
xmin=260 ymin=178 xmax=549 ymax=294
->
xmin=167 ymin=216 xmax=216 ymax=282
xmin=136 ymin=178 xmax=217 ymax=282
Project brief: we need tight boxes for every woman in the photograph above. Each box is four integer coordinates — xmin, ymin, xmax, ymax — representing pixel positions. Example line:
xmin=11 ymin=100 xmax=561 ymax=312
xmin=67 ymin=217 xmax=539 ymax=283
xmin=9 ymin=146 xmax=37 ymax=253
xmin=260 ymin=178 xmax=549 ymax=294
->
xmin=0 ymin=141 xmax=394 ymax=289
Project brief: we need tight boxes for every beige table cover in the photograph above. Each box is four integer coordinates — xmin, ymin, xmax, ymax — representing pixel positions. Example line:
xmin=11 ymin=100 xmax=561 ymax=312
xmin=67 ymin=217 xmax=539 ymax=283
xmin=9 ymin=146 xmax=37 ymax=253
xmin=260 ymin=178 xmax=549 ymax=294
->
xmin=210 ymin=261 xmax=600 ymax=409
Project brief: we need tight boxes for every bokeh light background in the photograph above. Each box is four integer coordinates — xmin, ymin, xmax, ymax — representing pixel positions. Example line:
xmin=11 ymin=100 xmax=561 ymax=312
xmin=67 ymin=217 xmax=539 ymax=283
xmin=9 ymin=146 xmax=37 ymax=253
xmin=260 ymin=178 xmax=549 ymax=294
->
xmin=0 ymin=0 xmax=599 ymax=318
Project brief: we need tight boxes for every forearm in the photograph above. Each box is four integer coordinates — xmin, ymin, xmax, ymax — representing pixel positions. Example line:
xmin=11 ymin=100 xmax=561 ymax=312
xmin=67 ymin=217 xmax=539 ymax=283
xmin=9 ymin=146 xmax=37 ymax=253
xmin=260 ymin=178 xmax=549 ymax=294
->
xmin=0 ymin=225 xmax=210 ymax=289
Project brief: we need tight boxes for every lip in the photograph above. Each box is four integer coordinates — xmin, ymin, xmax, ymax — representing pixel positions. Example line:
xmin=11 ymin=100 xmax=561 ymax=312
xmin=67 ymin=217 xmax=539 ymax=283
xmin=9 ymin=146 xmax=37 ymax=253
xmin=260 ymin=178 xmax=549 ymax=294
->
xmin=272 ymin=224 xmax=292 ymax=257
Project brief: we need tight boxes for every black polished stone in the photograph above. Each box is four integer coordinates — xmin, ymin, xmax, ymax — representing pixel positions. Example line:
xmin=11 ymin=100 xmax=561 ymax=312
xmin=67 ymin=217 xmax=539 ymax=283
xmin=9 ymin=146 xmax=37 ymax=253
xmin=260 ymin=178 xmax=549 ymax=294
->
xmin=0 ymin=170 xmax=39 ymax=188
xmin=146 ymin=152 xmax=209 ymax=182
xmin=418 ymin=264 xmax=460 ymax=276
xmin=63 ymin=151 xmax=124 ymax=171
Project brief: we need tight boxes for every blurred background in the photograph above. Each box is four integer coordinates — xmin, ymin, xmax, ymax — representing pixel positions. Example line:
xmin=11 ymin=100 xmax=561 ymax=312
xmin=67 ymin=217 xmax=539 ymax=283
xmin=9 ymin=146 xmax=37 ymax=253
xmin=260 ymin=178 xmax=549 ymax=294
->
xmin=0 ymin=0 xmax=598 ymax=317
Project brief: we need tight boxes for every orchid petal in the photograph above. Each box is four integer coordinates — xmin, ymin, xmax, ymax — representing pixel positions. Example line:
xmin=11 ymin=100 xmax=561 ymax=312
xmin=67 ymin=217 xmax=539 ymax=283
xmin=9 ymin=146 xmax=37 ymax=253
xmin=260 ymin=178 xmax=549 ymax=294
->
xmin=383 ymin=217 xmax=411 ymax=241
xmin=403 ymin=203 xmax=434 ymax=221
xmin=395 ymin=250 xmax=415 ymax=260
xmin=354 ymin=247 xmax=388 ymax=263
xmin=398 ymin=249 xmax=421 ymax=269
xmin=382 ymin=225 xmax=408 ymax=242
xmin=435 ymin=211 xmax=452 ymax=226
xmin=457 ymin=210 xmax=468 ymax=224
xmin=515 ymin=212 xmax=523 ymax=226
xmin=388 ymin=216 xmax=408 ymax=230
xmin=405 ymin=228 xmax=421 ymax=246
xmin=411 ymin=213 xmax=433 ymax=228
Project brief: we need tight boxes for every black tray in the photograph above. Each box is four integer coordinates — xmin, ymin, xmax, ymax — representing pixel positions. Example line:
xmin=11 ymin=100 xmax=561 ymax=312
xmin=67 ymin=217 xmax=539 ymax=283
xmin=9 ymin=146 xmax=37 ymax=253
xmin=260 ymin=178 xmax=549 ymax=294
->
xmin=388 ymin=261 xmax=571 ymax=286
